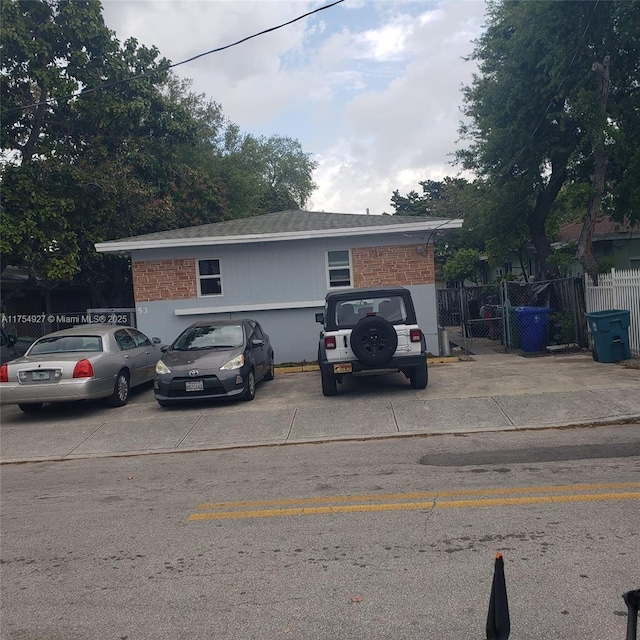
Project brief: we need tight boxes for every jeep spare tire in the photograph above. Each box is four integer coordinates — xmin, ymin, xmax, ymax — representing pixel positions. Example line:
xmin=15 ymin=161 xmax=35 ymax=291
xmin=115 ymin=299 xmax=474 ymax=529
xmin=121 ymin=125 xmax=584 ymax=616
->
xmin=350 ymin=316 xmax=398 ymax=366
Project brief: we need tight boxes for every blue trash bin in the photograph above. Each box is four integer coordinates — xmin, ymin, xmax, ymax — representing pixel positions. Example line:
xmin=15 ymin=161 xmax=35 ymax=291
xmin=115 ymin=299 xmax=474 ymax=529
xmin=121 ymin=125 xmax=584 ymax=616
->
xmin=585 ymin=309 xmax=631 ymax=363
xmin=514 ymin=307 xmax=552 ymax=352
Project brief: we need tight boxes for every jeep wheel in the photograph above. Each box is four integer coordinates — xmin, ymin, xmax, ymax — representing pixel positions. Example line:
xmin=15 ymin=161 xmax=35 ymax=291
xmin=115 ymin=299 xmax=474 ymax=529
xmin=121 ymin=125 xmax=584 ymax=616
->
xmin=409 ymin=363 xmax=428 ymax=389
xmin=321 ymin=369 xmax=338 ymax=396
xmin=350 ymin=316 xmax=398 ymax=366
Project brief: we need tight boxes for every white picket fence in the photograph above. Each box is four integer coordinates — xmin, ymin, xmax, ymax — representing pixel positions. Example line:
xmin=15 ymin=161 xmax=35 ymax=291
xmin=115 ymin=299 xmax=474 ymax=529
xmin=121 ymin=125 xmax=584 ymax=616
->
xmin=585 ymin=268 xmax=640 ymax=356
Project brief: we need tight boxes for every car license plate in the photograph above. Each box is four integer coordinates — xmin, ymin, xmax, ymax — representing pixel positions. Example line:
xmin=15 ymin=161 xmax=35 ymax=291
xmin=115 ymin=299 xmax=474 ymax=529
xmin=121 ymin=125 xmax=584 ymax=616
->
xmin=185 ymin=380 xmax=204 ymax=392
xmin=32 ymin=371 xmax=51 ymax=381
xmin=333 ymin=363 xmax=352 ymax=374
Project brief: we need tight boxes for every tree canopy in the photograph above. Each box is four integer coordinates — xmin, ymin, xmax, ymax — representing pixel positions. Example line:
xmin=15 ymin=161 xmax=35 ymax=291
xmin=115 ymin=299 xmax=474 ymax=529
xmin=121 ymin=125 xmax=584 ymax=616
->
xmin=0 ymin=0 xmax=317 ymax=304
xmin=448 ymin=0 xmax=640 ymax=282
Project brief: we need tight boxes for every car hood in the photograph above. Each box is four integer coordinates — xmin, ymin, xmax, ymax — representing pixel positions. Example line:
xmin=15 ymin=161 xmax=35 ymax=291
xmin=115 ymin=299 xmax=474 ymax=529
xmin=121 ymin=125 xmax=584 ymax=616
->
xmin=161 ymin=347 xmax=243 ymax=370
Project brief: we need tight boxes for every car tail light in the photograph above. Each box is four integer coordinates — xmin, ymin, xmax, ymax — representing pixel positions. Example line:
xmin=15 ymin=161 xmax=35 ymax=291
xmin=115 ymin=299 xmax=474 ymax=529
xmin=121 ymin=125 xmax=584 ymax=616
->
xmin=324 ymin=336 xmax=336 ymax=349
xmin=73 ymin=359 xmax=94 ymax=378
xmin=0 ymin=364 xmax=7 ymax=383
xmin=410 ymin=329 xmax=422 ymax=343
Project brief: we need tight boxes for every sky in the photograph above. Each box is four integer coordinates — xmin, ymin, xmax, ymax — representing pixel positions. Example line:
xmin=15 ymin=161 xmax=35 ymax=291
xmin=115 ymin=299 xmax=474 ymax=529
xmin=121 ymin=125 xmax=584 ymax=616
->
xmin=101 ymin=0 xmax=488 ymax=215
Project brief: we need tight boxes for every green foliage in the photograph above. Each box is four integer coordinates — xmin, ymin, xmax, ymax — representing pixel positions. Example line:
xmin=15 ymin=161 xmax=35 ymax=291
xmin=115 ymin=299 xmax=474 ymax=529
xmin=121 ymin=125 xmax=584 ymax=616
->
xmin=456 ymin=0 xmax=640 ymax=279
xmin=442 ymin=248 xmax=482 ymax=285
xmin=391 ymin=177 xmax=481 ymax=219
xmin=547 ymin=243 xmax=578 ymax=278
xmin=597 ymin=258 xmax=615 ymax=274
xmin=0 ymin=0 xmax=318 ymax=304
xmin=550 ymin=309 xmax=576 ymax=345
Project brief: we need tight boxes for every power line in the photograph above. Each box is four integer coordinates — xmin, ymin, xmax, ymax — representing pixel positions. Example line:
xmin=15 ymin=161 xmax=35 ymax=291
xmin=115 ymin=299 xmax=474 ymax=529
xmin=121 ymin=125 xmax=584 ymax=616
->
xmin=7 ymin=0 xmax=345 ymax=113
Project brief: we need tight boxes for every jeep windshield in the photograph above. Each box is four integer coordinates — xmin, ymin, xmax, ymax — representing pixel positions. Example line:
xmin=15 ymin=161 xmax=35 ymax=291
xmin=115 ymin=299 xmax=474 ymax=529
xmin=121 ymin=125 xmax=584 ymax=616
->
xmin=335 ymin=295 xmax=407 ymax=327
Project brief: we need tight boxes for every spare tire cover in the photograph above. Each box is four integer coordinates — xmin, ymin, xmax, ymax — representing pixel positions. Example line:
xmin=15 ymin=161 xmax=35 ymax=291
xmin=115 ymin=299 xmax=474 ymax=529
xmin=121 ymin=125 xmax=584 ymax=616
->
xmin=350 ymin=316 xmax=398 ymax=366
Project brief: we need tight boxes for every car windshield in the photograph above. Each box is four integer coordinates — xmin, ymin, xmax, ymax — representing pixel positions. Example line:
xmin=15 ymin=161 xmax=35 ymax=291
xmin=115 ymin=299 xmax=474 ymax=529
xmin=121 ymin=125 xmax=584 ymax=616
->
xmin=29 ymin=335 xmax=103 ymax=355
xmin=335 ymin=296 xmax=407 ymax=327
xmin=172 ymin=324 xmax=244 ymax=351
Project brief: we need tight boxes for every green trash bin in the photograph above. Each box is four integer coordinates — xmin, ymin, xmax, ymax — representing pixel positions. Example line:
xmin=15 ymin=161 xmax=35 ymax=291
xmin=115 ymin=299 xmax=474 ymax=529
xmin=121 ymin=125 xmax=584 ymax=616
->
xmin=585 ymin=309 xmax=631 ymax=363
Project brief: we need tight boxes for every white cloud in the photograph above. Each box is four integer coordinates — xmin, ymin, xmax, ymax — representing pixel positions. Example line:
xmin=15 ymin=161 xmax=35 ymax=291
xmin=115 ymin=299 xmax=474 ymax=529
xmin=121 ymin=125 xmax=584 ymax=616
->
xmin=101 ymin=0 xmax=487 ymax=216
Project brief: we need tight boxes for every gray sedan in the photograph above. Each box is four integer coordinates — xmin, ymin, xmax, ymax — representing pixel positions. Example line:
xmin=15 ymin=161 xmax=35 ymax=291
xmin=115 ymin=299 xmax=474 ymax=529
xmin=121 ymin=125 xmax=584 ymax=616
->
xmin=0 ymin=324 xmax=163 ymax=412
xmin=154 ymin=319 xmax=274 ymax=406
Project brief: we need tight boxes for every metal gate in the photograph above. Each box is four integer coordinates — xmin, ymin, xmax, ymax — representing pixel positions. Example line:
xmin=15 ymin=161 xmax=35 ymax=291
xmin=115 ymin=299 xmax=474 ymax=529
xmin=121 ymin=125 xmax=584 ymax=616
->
xmin=437 ymin=278 xmax=587 ymax=355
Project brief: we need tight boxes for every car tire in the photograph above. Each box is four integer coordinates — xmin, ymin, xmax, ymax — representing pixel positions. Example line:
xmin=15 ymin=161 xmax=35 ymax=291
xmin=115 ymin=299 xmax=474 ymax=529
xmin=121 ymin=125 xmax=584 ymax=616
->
xmin=264 ymin=354 xmax=275 ymax=381
xmin=108 ymin=370 xmax=130 ymax=407
xmin=18 ymin=402 xmax=43 ymax=413
xmin=242 ymin=369 xmax=256 ymax=401
xmin=592 ymin=348 xmax=599 ymax=362
xmin=409 ymin=363 xmax=428 ymax=389
xmin=321 ymin=369 xmax=338 ymax=396
xmin=350 ymin=316 xmax=398 ymax=366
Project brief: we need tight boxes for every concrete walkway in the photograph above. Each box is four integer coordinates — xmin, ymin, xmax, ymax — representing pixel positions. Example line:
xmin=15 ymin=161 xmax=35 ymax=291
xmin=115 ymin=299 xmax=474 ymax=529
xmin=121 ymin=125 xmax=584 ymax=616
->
xmin=1 ymin=353 xmax=639 ymax=464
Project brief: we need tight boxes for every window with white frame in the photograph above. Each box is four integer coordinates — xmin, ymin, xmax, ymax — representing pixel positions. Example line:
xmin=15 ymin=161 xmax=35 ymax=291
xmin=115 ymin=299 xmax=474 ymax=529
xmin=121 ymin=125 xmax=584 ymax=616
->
xmin=198 ymin=259 xmax=222 ymax=296
xmin=327 ymin=250 xmax=352 ymax=288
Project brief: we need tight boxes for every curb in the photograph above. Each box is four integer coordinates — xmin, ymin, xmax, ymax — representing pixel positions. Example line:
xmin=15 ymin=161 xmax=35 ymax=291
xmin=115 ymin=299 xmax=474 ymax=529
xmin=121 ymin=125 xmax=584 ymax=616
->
xmin=2 ymin=416 xmax=638 ymax=466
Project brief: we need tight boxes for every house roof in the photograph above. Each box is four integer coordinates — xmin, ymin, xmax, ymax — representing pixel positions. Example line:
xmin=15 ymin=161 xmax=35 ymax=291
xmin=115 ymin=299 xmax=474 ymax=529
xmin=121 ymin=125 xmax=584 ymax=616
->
xmin=557 ymin=217 xmax=640 ymax=243
xmin=95 ymin=209 xmax=462 ymax=254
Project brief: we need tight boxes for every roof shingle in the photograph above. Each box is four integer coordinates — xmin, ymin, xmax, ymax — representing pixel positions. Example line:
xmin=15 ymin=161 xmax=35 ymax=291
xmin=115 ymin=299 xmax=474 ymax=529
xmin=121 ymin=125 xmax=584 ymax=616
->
xmin=109 ymin=210 xmax=450 ymax=243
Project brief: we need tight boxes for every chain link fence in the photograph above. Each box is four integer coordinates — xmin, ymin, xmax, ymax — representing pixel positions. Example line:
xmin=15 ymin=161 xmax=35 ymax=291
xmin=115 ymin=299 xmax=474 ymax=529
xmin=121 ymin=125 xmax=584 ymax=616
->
xmin=438 ymin=278 xmax=587 ymax=355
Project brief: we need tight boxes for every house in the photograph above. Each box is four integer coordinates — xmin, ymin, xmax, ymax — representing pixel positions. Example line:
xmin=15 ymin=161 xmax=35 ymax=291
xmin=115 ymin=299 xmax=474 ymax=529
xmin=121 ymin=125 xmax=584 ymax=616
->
xmin=555 ymin=217 xmax=640 ymax=276
xmin=95 ymin=210 xmax=462 ymax=363
xmin=473 ymin=217 xmax=640 ymax=284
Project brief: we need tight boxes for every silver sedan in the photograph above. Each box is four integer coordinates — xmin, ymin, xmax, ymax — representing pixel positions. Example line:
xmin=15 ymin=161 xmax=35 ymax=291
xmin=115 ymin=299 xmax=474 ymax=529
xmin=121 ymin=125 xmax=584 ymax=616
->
xmin=0 ymin=324 xmax=164 ymax=412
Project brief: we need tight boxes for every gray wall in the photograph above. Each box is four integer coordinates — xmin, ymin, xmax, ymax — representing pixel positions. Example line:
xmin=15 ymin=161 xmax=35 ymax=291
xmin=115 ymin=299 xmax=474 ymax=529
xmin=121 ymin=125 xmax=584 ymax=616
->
xmin=132 ymin=234 xmax=441 ymax=363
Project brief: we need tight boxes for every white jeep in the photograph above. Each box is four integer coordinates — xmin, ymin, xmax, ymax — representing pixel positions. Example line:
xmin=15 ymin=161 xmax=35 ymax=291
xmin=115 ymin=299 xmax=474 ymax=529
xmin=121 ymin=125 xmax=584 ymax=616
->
xmin=315 ymin=286 xmax=428 ymax=396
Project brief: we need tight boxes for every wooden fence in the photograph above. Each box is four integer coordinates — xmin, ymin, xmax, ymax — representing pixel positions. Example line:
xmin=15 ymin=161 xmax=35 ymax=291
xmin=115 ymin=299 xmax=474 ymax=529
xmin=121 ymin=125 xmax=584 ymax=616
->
xmin=585 ymin=268 xmax=640 ymax=356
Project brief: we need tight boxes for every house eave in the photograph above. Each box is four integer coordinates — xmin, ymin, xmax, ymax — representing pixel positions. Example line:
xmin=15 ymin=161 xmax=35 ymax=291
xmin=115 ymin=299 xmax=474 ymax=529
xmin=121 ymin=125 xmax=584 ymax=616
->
xmin=95 ymin=219 xmax=463 ymax=254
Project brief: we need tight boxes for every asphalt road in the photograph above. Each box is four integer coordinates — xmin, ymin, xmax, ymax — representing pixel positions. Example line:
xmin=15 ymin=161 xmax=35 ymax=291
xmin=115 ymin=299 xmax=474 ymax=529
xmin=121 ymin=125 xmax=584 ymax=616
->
xmin=1 ymin=423 xmax=639 ymax=640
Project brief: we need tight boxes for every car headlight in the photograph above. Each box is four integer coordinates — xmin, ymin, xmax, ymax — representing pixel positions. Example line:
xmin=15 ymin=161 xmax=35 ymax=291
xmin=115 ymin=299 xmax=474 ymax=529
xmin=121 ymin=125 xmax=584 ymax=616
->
xmin=220 ymin=354 xmax=244 ymax=371
xmin=155 ymin=360 xmax=171 ymax=375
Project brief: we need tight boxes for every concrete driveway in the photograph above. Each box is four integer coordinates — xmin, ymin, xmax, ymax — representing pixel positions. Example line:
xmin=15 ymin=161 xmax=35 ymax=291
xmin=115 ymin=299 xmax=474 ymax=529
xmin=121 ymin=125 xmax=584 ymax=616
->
xmin=1 ymin=353 xmax=639 ymax=464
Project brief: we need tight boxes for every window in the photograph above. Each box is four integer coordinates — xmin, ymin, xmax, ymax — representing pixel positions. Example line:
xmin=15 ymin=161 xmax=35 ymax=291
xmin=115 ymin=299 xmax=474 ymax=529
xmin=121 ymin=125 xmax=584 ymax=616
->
xmin=114 ymin=329 xmax=136 ymax=350
xmin=335 ymin=296 xmax=407 ymax=327
xmin=327 ymin=250 xmax=352 ymax=288
xmin=249 ymin=321 xmax=265 ymax=341
xmin=198 ymin=259 xmax=222 ymax=296
xmin=127 ymin=329 xmax=151 ymax=347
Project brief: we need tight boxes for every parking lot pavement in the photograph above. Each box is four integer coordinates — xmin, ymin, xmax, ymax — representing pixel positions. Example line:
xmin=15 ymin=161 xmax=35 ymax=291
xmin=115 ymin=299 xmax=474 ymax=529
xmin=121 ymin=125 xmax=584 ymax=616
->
xmin=1 ymin=353 xmax=639 ymax=464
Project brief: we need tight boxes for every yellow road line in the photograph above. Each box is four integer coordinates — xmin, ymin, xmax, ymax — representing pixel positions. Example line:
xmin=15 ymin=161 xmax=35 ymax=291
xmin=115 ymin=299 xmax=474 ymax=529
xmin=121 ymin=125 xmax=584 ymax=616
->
xmin=189 ymin=491 xmax=640 ymax=521
xmin=196 ymin=482 xmax=640 ymax=511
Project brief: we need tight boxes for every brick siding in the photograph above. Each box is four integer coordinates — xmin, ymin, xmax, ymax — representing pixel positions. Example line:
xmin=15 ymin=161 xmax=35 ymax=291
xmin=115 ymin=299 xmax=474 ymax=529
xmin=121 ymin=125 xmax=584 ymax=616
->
xmin=352 ymin=244 xmax=435 ymax=287
xmin=132 ymin=259 xmax=197 ymax=302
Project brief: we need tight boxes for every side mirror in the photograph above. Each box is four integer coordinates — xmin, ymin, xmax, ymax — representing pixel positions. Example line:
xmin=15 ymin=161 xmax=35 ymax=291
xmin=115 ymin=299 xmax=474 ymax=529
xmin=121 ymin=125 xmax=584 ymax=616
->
xmin=315 ymin=313 xmax=324 ymax=324
xmin=251 ymin=338 xmax=264 ymax=347
xmin=160 ymin=345 xmax=169 ymax=352
xmin=152 ymin=337 xmax=161 ymax=344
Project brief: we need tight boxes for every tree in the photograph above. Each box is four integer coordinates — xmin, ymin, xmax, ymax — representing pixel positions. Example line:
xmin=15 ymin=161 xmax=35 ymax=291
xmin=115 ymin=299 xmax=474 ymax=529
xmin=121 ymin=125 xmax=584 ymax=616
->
xmin=391 ymin=177 xmax=480 ymax=218
xmin=457 ymin=0 xmax=640 ymax=281
xmin=0 ymin=0 xmax=179 ymax=283
xmin=218 ymin=132 xmax=317 ymax=217
xmin=442 ymin=248 xmax=483 ymax=285
xmin=1 ymin=0 xmax=318 ymax=306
